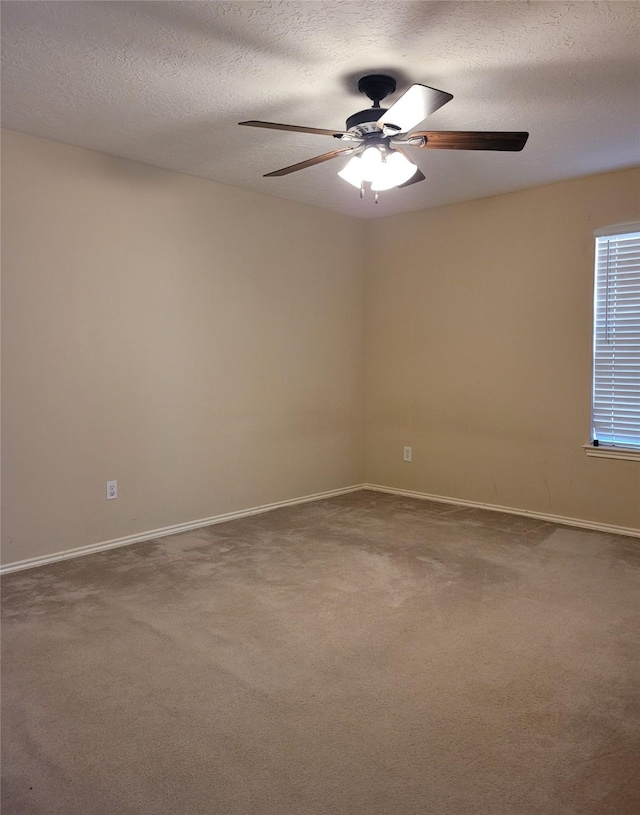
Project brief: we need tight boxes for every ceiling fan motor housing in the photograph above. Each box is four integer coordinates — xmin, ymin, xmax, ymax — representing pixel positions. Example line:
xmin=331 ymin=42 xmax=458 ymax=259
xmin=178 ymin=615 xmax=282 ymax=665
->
xmin=345 ymin=107 xmax=386 ymax=131
xmin=346 ymin=74 xmax=397 ymax=132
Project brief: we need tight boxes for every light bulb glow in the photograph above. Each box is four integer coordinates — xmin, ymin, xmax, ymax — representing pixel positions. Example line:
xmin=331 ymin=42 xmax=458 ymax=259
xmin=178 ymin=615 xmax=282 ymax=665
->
xmin=359 ymin=146 xmax=383 ymax=181
xmin=371 ymin=152 xmax=418 ymax=191
xmin=338 ymin=147 xmax=419 ymax=192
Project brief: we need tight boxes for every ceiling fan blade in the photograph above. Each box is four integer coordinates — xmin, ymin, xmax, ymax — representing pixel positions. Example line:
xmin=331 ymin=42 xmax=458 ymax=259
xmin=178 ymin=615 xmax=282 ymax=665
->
xmin=410 ymin=131 xmax=529 ymax=151
xmin=377 ymin=84 xmax=453 ymax=134
xmin=398 ymin=167 xmax=426 ymax=188
xmin=393 ymin=146 xmax=426 ymax=188
xmin=264 ymin=147 xmax=356 ymax=177
xmin=239 ymin=120 xmax=351 ymax=139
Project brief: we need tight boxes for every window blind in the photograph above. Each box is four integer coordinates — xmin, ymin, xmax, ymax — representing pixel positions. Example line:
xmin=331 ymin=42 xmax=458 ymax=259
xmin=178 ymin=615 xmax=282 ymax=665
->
xmin=592 ymin=224 xmax=640 ymax=449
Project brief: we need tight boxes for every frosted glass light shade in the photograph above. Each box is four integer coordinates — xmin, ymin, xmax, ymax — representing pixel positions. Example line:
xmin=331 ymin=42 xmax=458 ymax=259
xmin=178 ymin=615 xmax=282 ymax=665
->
xmin=338 ymin=156 xmax=365 ymax=188
xmin=371 ymin=152 xmax=418 ymax=191
xmin=338 ymin=148 xmax=418 ymax=191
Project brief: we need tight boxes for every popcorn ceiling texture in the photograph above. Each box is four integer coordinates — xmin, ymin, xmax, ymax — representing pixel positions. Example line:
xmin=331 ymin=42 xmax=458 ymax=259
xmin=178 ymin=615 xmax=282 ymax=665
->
xmin=2 ymin=0 xmax=639 ymax=218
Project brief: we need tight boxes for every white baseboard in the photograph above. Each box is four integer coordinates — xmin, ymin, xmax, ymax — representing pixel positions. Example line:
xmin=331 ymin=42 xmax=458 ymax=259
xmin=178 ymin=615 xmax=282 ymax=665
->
xmin=364 ymin=484 xmax=640 ymax=538
xmin=3 ymin=481 xmax=636 ymax=575
xmin=0 ymin=484 xmax=365 ymax=575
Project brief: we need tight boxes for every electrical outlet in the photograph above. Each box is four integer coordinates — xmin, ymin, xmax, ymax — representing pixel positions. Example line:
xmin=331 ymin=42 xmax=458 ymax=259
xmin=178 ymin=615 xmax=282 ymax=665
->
xmin=106 ymin=480 xmax=117 ymax=500
xmin=403 ymin=446 xmax=412 ymax=462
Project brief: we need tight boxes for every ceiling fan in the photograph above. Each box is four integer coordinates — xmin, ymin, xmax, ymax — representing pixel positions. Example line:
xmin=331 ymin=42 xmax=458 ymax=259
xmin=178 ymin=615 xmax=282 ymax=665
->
xmin=239 ymin=74 xmax=529 ymax=201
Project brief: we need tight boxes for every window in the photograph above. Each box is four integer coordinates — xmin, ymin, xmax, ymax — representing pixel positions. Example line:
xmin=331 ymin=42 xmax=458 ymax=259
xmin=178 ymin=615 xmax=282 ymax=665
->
xmin=589 ymin=223 xmax=640 ymax=458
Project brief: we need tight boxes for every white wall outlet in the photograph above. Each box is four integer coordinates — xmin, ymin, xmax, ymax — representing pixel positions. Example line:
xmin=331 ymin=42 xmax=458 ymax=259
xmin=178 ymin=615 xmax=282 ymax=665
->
xmin=403 ymin=446 xmax=412 ymax=462
xmin=106 ymin=480 xmax=117 ymax=500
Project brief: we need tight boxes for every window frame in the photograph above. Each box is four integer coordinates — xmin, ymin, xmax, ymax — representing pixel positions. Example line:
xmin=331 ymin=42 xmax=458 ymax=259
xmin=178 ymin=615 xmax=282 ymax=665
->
xmin=586 ymin=222 xmax=640 ymax=461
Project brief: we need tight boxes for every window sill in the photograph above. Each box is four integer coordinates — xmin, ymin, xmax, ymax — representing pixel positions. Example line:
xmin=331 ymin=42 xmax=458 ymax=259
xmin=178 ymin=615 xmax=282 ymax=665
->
xmin=583 ymin=444 xmax=640 ymax=461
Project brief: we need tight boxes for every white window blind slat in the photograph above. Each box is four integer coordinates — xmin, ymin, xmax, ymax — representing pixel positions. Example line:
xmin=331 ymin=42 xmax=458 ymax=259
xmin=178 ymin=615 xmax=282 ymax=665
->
xmin=596 ymin=256 xmax=640 ymax=268
xmin=592 ymin=226 xmax=640 ymax=450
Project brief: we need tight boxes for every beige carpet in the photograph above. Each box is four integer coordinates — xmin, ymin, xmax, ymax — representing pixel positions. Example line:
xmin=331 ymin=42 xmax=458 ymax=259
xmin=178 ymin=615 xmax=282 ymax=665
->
xmin=2 ymin=491 xmax=639 ymax=814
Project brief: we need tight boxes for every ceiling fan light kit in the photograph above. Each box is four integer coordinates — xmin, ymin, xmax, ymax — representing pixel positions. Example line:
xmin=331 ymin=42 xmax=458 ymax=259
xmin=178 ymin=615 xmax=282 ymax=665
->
xmin=239 ymin=74 xmax=529 ymax=202
xmin=339 ymin=148 xmax=418 ymax=195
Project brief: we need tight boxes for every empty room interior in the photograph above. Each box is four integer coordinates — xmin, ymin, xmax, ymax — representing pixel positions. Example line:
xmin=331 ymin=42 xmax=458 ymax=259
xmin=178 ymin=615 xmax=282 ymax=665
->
xmin=1 ymin=2 xmax=639 ymax=813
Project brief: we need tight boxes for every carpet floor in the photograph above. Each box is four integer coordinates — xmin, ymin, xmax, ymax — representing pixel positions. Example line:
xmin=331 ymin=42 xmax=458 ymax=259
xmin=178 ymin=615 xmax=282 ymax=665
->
xmin=2 ymin=491 xmax=639 ymax=814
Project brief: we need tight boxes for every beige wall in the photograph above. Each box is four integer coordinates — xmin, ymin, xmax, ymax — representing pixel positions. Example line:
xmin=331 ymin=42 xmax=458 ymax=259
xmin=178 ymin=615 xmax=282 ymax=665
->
xmin=2 ymin=130 xmax=638 ymax=568
xmin=365 ymin=168 xmax=640 ymax=529
xmin=1 ymin=130 xmax=365 ymax=564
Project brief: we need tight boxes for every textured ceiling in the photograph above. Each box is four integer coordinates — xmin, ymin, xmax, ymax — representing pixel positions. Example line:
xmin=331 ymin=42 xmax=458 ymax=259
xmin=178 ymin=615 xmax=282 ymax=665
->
xmin=2 ymin=0 xmax=639 ymax=219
